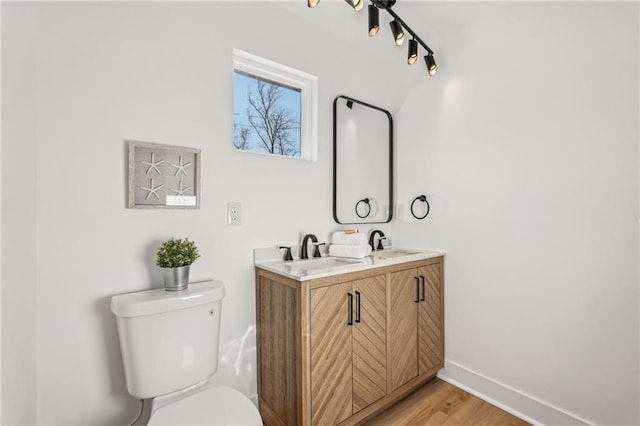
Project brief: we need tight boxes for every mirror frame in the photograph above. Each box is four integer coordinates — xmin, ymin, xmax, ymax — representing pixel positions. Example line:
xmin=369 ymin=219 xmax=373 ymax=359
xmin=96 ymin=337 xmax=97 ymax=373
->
xmin=333 ymin=95 xmax=393 ymax=224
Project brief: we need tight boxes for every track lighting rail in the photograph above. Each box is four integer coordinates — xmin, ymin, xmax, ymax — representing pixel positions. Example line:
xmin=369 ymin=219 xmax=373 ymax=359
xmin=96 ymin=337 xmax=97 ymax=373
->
xmin=308 ymin=0 xmax=438 ymax=77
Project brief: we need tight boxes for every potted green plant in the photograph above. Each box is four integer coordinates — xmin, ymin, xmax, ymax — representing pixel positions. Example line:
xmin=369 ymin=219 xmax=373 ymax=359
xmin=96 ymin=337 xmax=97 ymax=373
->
xmin=155 ymin=237 xmax=200 ymax=291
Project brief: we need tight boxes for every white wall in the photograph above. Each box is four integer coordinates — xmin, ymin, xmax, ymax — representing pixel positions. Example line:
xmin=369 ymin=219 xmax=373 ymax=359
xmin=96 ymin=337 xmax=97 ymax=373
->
xmin=2 ymin=2 xmax=396 ymax=424
xmin=393 ymin=2 xmax=639 ymax=425
xmin=1 ymin=2 xmax=38 ymax=424
xmin=2 ymin=1 xmax=638 ymax=425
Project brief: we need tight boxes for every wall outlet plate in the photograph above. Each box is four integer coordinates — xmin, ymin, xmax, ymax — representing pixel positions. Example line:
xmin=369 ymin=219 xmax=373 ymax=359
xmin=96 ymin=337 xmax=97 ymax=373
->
xmin=227 ymin=202 xmax=242 ymax=225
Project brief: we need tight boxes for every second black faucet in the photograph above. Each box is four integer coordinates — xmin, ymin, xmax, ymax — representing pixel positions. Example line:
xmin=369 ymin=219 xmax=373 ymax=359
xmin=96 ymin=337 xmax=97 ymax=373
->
xmin=369 ymin=229 xmax=386 ymax=251
xmin=301 ymin=233 xmax=324 ymax=259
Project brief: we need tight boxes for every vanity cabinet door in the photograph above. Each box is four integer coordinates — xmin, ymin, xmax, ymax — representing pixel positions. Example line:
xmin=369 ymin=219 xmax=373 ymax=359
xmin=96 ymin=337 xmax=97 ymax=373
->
xmin=352 ymin=275 xmax=387 ymax=413
xmin=309 ymin=275 xmax=387 ymax=424
xmin=389 ymin=268 xmax=419 ymax=390
xmin=417 ymin=264 xmax=444 ymax=376
xmin=389 ymin=260 xmax=444 ymax=391
xmin=310 ymin=282 xmax=353 ymax=426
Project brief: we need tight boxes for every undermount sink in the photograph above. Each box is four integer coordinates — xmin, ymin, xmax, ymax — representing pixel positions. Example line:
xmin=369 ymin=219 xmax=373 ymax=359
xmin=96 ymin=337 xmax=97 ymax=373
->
xmin=289 ymin=257 xmax=361 ymax=269
xmin=283 ymin=257 xmax=364 ymax=274
xmin=370 ymin=248 xmax=421 ymax=260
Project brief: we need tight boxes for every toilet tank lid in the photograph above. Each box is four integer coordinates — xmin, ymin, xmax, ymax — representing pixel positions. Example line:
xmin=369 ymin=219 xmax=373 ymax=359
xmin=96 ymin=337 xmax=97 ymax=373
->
xmin=111 ymin=280 xmax=225 ymax=318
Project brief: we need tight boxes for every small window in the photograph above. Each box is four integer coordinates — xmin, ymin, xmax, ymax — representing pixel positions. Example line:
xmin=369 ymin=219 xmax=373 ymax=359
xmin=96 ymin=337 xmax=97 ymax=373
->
xmin=233 ymin=71 xmax=302 ymax=157
xmin=233 ymin=49 xmax=317 ymax=161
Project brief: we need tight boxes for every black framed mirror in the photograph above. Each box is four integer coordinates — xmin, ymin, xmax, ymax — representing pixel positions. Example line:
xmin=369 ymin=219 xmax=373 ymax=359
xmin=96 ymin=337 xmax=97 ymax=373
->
xmin=333 ymin=95 xmax=393 ymax=224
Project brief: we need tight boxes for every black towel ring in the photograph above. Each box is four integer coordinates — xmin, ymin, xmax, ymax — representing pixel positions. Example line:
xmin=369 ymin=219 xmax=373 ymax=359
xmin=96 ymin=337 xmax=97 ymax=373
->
xmin=411 ymin=195 xmax=430 ymax=220
xmin=355 ymin=198 xmax=371 ymax=219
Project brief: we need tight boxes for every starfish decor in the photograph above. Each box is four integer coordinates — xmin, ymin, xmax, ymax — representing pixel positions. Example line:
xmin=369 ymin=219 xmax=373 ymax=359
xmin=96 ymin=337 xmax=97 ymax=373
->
xmin=141 ymin=152 xmax=165 ymax=175
xmin=170 ymin=181 xmax=192 ymax=196
xmin=171 ymin=156 xmax=192 ymax=177
xmin=141 ymin=178 xmax=164 ymax=200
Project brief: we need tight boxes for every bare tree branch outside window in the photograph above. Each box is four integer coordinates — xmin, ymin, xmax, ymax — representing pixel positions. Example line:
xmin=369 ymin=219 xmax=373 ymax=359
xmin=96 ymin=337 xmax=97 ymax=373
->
xmin=233 ymin=71 xmax=301 ymax=157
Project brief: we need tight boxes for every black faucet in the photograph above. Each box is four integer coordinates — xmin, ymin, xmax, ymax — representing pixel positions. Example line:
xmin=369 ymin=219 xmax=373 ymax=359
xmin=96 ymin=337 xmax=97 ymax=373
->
xmin=369 ymin=230 xmax=386 ymax=251
xmin=300 ymin=234 xmax=318 ymax=259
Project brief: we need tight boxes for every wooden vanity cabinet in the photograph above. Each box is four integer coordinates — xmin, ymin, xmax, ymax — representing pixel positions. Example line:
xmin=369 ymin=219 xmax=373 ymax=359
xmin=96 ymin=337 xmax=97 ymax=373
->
xmin=255 ymin=256 xmax=443 ymax=426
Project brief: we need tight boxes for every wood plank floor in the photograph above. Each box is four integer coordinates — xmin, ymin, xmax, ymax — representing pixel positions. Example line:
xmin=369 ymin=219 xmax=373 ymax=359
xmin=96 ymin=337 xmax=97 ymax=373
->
xmin=363 ymin=378 xmax=531 ymax=426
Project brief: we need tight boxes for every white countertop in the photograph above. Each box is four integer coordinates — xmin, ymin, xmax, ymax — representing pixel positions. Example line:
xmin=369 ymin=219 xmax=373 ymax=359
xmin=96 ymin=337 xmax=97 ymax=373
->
xmin=254 ymin=247 xmax=445 ymax=281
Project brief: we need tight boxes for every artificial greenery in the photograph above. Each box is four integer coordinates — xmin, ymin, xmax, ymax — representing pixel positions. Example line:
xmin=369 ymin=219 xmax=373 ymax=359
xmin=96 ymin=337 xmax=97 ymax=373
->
xmin=155 ymin=238 xmax=200 ymax=268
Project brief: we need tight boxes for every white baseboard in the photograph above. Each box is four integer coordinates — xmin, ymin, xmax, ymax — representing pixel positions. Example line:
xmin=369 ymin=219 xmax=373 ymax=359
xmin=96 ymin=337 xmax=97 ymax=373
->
xmin=437 ymin=360 xmax=593 ymax=426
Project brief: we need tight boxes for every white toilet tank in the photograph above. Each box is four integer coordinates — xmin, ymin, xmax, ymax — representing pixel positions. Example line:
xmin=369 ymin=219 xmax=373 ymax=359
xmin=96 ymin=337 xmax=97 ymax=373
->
xmin=111 ymin=280 xmax=225 ymax=399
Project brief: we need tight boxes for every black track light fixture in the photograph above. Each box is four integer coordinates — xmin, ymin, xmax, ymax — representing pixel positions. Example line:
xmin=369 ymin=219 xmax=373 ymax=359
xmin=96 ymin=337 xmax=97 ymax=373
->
xmin=311 ymin=0 xmax=439 ymax=77
xmin=344 ymin=0 xmax=364 ymax=11
xmin=368 ymin=4 xmax=380 ymax=37
xmin=408 ymin=38 xmax=418 ymax=65
xmin=389 ymin=19 xmax=405 ymax=46
xmin=424 ymin=53 xmax=437 ymax=76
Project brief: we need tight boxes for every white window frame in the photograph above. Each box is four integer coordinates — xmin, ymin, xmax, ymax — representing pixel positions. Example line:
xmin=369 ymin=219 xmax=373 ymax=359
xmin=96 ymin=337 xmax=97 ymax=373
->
xmin=233 ymin=48 xmax=318 ymax=161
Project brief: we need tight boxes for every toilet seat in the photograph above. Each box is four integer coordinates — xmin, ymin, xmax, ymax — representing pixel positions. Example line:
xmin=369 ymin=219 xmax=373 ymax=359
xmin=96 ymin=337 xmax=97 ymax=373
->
xmin=148 ymin=385 xmax=262 ymax=425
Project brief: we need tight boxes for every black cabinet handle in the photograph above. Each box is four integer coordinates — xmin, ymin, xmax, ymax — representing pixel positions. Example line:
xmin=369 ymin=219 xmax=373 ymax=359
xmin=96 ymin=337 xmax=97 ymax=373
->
xmin=414 ymin=277 xmax=420 ymax=303
xmin=420 ymin=275 xmax=426 ymax=302
xmin=348 ymin=293 xmax=353 ymax=325
xmin=355 ymin=291 xmax=361 ymax=323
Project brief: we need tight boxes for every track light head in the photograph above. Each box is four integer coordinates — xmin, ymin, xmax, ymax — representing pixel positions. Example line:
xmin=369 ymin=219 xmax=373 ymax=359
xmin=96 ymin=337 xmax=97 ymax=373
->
xmin=368 ymin=4 xmax=380 ymax=37
xmin=307 ymin=0 xmax=319 ymax=7
xmin=389 ymin=20 xmax=405 ymax=46
xmin=344 ymin=0 xmax=363 ymax=11
xmin=424 ymin=54 xmax=437 ymax=76
xmin=407 ymin=39 xmax=418 ymax=65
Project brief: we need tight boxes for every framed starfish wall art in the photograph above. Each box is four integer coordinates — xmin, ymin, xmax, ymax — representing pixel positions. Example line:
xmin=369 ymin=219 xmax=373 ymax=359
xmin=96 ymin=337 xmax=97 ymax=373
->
xmin=127 ymin=140 xmax=201 ymax=209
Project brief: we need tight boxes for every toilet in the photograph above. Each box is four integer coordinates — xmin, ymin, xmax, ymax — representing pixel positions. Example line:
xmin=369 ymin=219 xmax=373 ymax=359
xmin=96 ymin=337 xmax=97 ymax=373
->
xmin=110 ymin=280 xmax=263 ymax=425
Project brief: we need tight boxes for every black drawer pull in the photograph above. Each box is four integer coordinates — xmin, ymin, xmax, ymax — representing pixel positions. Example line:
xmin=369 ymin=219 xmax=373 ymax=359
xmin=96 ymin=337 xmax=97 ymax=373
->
xmin=347 ymin=292 xmax=353 ymax=325
xmin=414 ymin=277 xmax=420 ymax=303
xmin=355 ymin=291 xmax=361 ymax=323
xmin=420 ymin=275 xmax=426 ymax=302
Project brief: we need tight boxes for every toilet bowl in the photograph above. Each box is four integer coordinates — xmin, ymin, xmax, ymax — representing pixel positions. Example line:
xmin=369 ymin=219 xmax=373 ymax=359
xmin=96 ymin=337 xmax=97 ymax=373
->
xmin=111 ymin=280 xmax=262 ymax=426
xmin=148 ymin=384 xmax=262 ymax=425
